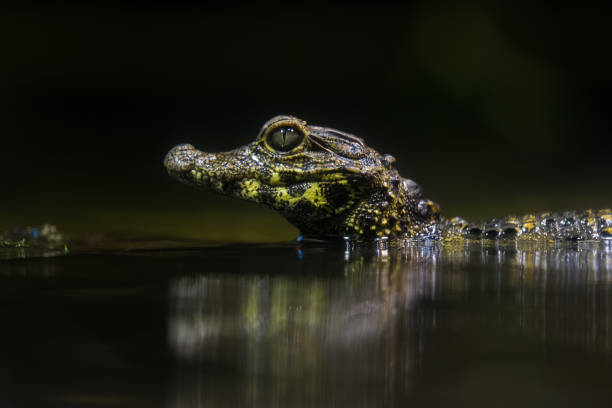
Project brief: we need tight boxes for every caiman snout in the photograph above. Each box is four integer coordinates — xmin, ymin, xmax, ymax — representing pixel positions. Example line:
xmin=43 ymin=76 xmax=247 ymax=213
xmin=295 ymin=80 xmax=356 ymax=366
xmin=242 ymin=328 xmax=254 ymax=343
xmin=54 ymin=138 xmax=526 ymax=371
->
xmin=164 ymin=144 xmax=196 ymax=174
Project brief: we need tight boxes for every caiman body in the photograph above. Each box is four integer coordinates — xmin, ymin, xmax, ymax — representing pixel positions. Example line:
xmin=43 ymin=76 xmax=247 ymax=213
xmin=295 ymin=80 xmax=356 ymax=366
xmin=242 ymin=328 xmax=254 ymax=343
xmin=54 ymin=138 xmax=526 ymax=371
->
xmin=164 ymin=115 xmax=612 ymax=243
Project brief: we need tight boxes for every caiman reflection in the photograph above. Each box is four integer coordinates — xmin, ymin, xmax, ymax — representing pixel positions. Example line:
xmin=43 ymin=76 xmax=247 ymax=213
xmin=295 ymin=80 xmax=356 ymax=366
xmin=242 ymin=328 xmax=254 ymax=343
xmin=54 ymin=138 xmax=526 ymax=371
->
xmin=167 ymin=242 xmax=612 ymax=407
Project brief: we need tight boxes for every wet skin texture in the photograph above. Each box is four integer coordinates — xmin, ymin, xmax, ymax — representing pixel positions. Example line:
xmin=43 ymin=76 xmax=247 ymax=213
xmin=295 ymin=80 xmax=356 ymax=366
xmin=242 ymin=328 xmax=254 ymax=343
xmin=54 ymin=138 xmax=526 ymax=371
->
xmin=164 ymin=115 xmax=612 ymax=242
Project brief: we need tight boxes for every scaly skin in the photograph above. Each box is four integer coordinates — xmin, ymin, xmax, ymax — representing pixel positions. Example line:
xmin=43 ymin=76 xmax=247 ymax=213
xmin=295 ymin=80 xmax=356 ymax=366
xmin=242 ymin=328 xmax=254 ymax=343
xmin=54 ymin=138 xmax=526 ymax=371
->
xmin=164 ymin=115 xmax=612 ymax=242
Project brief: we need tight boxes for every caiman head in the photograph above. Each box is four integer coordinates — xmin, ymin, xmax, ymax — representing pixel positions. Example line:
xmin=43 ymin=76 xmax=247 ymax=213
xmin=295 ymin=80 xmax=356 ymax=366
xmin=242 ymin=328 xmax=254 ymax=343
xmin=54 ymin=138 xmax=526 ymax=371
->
xmin=164 ymin=115 xmax=438 ymax=240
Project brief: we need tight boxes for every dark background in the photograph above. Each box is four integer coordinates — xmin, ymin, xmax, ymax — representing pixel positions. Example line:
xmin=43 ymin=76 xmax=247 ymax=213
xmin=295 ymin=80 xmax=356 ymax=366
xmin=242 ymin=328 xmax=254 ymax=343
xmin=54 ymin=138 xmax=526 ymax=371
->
xmin=2 ymin=1 xmax=611 ymax=241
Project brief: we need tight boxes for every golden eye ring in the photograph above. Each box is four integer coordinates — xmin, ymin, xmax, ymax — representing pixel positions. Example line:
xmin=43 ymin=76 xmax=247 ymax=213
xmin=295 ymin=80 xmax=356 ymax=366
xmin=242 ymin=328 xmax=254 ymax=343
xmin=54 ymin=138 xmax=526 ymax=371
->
xmin=264 ymin=125 xmax=305 ymax=153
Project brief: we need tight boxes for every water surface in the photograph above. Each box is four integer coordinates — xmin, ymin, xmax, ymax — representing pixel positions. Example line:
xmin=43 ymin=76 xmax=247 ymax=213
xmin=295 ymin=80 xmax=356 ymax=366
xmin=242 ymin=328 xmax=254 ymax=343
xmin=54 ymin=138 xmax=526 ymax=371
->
xmin=1 ymin=240 xmax=611 ymax=407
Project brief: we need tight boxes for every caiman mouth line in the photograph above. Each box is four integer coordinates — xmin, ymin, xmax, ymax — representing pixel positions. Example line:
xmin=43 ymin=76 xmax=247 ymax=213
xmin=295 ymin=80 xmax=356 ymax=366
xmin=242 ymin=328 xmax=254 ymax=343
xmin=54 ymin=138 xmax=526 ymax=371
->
xmin=165 ymin=147 xmax=366 ymax=188
xmin=184 ymin=168 xmax=366 ymax=188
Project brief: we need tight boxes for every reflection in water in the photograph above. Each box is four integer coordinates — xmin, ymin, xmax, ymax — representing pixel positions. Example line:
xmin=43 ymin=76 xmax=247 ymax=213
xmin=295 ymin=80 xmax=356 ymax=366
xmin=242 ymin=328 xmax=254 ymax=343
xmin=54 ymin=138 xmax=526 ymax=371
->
xmin=168 ymin=242 xmax=612 ymax=407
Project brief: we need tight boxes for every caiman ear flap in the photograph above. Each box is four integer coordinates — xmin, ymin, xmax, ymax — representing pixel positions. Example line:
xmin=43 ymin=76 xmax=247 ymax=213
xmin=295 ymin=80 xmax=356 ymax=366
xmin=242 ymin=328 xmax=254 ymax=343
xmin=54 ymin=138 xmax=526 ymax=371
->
xmin=308 ymin=126 xmax=366 ymax=159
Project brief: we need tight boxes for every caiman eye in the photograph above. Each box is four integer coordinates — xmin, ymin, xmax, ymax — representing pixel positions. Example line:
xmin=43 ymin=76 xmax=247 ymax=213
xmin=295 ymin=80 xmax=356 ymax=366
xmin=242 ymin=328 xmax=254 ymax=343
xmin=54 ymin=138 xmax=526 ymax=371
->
xmin=266 ymin=126 xmax=304 ymax=152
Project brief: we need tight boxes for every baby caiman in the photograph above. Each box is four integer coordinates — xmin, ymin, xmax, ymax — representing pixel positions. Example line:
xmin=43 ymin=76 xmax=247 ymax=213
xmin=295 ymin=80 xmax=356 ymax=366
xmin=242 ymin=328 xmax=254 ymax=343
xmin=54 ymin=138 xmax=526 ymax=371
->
xmin=164 ymin=115 xmax=612 ymax=242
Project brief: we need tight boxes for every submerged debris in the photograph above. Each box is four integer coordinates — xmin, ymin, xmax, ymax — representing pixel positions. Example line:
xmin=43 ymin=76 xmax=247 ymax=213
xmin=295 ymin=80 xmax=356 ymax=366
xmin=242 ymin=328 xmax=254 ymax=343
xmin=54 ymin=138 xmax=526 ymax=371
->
xmin=0 ymin=224 xmax=67 ymax=260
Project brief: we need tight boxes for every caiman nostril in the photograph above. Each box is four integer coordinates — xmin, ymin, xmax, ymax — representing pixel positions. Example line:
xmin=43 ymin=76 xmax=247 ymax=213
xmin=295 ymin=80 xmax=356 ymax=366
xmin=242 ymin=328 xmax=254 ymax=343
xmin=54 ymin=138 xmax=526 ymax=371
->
xmin=164 ymin=144 xmax=196 ymax=173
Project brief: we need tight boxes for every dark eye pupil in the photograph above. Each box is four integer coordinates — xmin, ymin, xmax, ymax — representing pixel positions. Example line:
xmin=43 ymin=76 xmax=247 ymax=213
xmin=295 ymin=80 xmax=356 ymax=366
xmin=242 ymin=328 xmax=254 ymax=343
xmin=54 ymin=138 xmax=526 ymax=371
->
xmin=268 ymin=127 xmax=303 ymax=152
